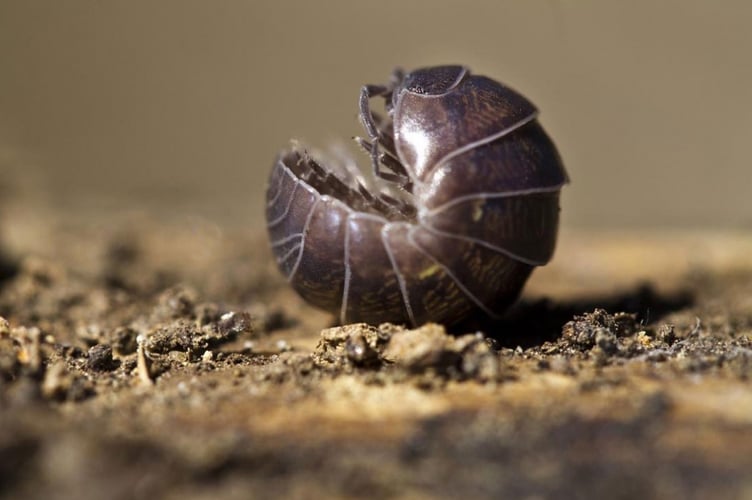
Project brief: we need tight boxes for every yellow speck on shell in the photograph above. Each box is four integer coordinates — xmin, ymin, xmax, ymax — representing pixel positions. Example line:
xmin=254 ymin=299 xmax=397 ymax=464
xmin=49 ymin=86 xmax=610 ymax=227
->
xmin=472 ymin=200 xmax=484 ymax=222
xmin=419 ymin=264 xmax=441 ymax=280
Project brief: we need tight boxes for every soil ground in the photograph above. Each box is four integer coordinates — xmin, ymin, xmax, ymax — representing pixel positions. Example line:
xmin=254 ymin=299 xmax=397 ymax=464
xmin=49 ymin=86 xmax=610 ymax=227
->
xmin=1 ymin=192 xmax=751 ymax=499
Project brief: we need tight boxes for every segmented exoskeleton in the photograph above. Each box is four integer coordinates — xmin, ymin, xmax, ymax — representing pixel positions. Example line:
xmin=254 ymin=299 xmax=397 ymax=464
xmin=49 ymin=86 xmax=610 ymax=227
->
xmin=266 ymin=65 xmax=568 ymax=327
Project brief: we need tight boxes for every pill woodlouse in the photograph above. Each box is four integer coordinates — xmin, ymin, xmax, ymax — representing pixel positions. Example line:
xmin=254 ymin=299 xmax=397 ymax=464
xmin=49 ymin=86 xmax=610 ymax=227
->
xmin=266 ymin=65 xmax=568 ymax=327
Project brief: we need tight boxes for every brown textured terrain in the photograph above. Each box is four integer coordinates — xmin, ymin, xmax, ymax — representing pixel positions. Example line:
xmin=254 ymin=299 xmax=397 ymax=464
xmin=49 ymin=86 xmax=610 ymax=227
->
xmin=1 ymin=190 xmax=751 ymax=500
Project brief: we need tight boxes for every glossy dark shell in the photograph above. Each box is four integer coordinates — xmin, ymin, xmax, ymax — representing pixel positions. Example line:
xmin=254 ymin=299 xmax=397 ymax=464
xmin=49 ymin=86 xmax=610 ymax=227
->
xmin=266 ymin=65 xmax=568 ymax=327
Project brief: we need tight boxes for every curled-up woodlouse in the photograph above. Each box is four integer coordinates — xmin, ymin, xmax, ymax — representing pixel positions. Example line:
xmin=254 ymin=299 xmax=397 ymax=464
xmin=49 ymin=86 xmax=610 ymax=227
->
xmin=266 ymin=65 xmax=568 ymax=327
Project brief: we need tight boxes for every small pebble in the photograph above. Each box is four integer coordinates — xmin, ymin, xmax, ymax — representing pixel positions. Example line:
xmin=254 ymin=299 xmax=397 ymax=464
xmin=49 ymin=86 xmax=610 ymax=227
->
xmin=87 ymin=344 xmax=116 ymax=372
xmin=0 ymin=317 xmax=10 ymax=336
xmin=276 ymin=339 xmax=292 ymax=352
xmin=177 ymin=381 xmax=190 ymax=396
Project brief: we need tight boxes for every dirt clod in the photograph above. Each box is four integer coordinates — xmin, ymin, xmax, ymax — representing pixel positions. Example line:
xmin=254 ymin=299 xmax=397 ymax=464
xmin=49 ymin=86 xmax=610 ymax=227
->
xmin=86 ymin=344 xmax=116 ymax=372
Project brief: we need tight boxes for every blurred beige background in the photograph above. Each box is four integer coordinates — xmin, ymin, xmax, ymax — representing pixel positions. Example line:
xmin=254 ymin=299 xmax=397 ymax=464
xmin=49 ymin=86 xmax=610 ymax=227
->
xmin=0 ymin=0 xmax=750 ymax=228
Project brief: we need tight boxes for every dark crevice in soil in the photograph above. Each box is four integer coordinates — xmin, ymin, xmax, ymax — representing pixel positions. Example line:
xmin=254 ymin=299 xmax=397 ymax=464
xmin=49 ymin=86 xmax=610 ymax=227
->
xmin=457 ymin=283 xmax=695 ymax=348
xmin=0 ymin=253 xmax=17 ymax=287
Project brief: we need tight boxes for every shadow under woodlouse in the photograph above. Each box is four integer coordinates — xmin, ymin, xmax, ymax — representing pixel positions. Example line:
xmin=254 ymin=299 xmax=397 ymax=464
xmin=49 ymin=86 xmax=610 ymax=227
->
xmin=453 ymin=283 xmax=695 ymax=349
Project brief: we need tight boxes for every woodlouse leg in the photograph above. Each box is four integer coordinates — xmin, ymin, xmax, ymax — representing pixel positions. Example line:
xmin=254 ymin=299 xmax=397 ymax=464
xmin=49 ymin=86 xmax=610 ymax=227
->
xmin=359 ymin=84 xmax=415 ymax=190
xmin=354 ymin=136 xmax=413 ymax=192
xmin=358 ymin=85 xmax=388 ymax=139
xmin=365 ymin=111 xmax=398 ymax=159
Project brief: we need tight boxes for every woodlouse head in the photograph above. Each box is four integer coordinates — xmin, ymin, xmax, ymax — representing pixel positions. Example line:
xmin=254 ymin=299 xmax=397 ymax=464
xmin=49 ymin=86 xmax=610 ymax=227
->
xmin=266 ymin=66 xmax=568 ymax=327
